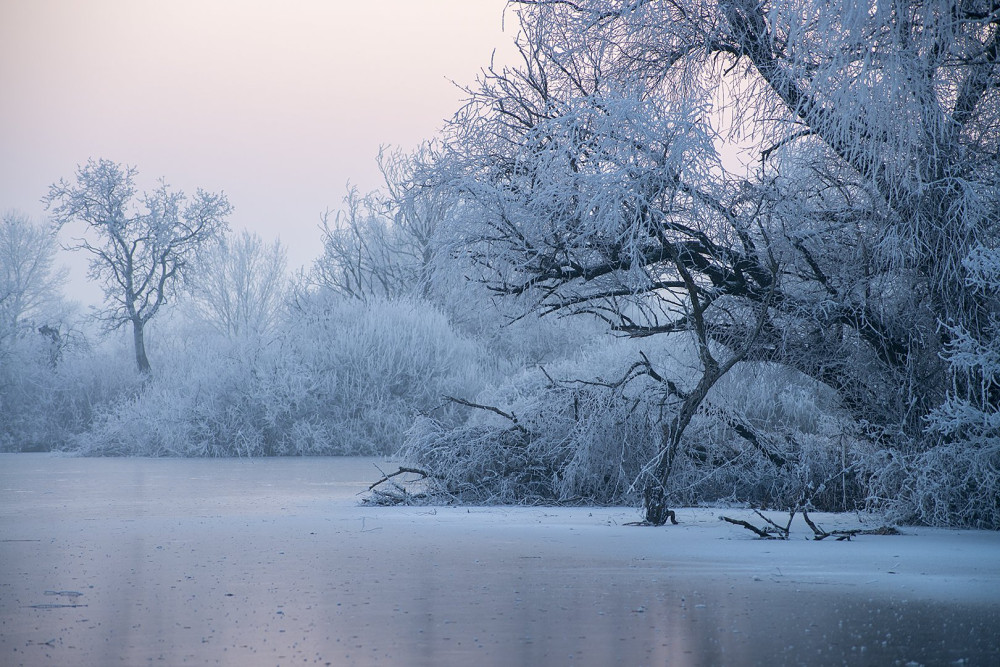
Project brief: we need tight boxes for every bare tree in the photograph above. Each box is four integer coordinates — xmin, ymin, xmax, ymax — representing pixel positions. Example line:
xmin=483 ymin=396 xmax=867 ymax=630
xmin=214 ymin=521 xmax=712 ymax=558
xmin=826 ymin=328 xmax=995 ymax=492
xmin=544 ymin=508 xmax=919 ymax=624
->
xmin=378 ymin=145 xmax=459 ymax=299
xmin=188 ymin=230 xmax=287 ymax=339
xmin=45 ymin=159 xmax=231 ymax=372
xmin=310 ymin=145 xmax=458 ymax=304
xmin=430 ymin=7 xmax=781 ymax=522
xmin=312 ymin=185 xmax=411 ymax=302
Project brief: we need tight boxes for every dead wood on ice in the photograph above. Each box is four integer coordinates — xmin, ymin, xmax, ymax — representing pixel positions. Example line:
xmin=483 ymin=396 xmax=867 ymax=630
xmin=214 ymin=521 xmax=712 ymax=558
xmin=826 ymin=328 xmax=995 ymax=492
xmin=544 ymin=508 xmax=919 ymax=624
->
xmin=367 ymin=466 xmax=430 ymax=491
xmin=720 ymin=515 xmax=777 ymax=538
xmin=719 ymin=508 xmax=901 ymax=541
xmin=364 ymin=464 xmax=435 ymax=506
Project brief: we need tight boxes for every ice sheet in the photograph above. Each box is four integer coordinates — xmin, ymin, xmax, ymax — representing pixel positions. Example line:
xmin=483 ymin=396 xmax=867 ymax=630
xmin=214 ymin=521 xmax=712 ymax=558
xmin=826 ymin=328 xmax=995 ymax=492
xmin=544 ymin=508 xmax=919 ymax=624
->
xmin=2 ymin=455 xmax=998 ymax=666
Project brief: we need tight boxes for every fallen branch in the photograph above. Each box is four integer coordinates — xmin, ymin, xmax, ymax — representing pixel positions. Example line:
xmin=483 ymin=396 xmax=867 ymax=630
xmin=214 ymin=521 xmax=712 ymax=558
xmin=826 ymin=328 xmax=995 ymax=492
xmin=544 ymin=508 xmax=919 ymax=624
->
xmin=801 ymin=509 xmax=900 ymax=540
xmin=367 ymin=466 xmax=430 ymax=492
xmin=802 ymin=508 xmax=843 ymax=540
xmin=363 ymin=465 xmax=437 ymax=506
xmin=446 ymin=396 xmax=530 ymax=434
xmin=754 ymin=508 xmax=794 ymax=538
xmin=721 ymin=507 xmax=901 ymax=541
xmin=720 ymin=514 xmax=777 ymax=538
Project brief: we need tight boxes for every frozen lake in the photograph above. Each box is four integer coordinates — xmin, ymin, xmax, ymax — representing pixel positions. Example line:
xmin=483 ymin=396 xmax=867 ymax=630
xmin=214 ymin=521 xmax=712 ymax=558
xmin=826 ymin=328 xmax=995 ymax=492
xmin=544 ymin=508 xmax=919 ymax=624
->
xmin=1 ymin=455 xmax=998 ymax=666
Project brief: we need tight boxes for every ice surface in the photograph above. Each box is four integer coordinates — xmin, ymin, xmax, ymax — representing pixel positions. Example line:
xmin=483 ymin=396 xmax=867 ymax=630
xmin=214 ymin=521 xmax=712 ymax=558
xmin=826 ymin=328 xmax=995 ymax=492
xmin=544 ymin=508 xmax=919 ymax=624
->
xmin=1 ymin=455 xmax=998 ymax=666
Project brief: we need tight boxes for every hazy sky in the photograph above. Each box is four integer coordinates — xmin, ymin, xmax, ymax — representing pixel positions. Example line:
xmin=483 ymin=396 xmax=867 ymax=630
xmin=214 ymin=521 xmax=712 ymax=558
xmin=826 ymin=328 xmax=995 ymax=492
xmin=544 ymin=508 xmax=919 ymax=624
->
xmin=0 ymin=1 xmax=514 ymax=305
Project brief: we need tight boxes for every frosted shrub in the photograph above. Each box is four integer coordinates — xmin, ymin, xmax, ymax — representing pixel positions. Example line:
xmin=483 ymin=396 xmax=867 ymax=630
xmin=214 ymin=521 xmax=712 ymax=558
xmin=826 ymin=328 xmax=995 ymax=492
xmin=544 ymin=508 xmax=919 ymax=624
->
xmin=76 ymin=295 xmax=489 ymax=456
xmin=0 ymin=333 xmax=59 ymax=450
xmin=669 ymin=364 xmax=860 ymax=511
xmin=401 ymin=337 xmax=858 ymax=508
xmin=76 ymin=335 xmax=265 ymax=456
xmin=284 ymin=294 xmax=488 ymax=454
xmin=0 ymin=332 xmax=139 ymax=452
xmin=402 ymin=336 xmax=697 ymax=504
xmin=867 ymin=437 xmax=1000 ymax=530
xmin=402 ymin=378 xmax=662 ymax=505
xmin=509 ymin=314 xmax=606 ymax=369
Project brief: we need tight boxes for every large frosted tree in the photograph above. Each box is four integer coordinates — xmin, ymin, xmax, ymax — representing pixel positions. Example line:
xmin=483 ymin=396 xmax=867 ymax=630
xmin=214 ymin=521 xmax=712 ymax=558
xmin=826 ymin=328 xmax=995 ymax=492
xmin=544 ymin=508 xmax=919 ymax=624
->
xmin=430 ymin=0 xmax=999 ymax=524
xmin=46 ymin=159 xmax=231 ymax=372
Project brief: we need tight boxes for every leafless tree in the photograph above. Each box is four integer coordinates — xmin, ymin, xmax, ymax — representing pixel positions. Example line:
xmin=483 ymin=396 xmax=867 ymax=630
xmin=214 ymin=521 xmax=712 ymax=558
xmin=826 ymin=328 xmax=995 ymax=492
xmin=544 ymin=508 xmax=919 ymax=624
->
xmin=188 ymin=230 xmax=287 ymax=339
xmin=46 ymin=159 xmax=231 ymax=372
xmin=310 ymin=145 xmax=458 ymax=303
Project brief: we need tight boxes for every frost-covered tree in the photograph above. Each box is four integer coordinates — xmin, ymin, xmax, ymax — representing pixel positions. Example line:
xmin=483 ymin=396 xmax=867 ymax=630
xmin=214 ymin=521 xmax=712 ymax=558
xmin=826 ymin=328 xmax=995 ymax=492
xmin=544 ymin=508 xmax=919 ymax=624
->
xmin=0 ymin=210 xmax=74 ymax=450
xmin=433 ymin=3 xmax=783 ymax=522
xmin=426 ymin=0 xmax=999 ymax=524
xmin=0 ymin=211 xmax=132 ymax=452
xmin=188 ymin=230 xmax=287 ymax=339
xmin=46 ymin=159 xmax=231 ymax=372
xmin=712 ymin=0 xmax=998 ymax=439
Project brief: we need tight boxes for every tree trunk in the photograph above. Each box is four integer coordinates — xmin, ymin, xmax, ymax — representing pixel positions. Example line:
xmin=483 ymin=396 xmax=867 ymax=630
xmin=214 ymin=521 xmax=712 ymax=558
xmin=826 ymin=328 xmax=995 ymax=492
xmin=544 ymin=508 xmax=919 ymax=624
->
xmin=643 ymin=424 xmax=682 ymax=525
xmin=644 ymin=468 xmax=678 ymax=525
xmin=132 ymin=319 xmax=151 ymax=373
xmin=642 ymin=366 xmax=721 ymax=525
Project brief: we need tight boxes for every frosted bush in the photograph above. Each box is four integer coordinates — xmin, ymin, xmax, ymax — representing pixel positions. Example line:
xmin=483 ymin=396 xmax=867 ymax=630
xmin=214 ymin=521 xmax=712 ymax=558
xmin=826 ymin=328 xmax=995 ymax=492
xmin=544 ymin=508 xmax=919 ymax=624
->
xmin=283 ymin=294 xmax=489 ymax=454
xmin=667 ymin=364 xmax=860 ymax=510
xmin=75 ymin=295 xmax=490 ymax=457
xmin=400 ymin=335 xmax=857 ymax=508
xmin=76 ymin=336 xmax=262 ymax=456
xmin=401 ymin=337 xmax=675 ymax=503
xmin=854 ymin=245 xmax=1000 ymax=529
xmin=864 ymin=438 xmax=1000 ymax=531
xmin=1 ymin=332 xmax=139 ymax=452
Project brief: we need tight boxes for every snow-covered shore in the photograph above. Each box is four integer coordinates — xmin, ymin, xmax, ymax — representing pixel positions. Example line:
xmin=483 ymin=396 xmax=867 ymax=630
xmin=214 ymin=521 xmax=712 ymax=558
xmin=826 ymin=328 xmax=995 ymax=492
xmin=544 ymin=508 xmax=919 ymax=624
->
xmin=2 ymin=455 xmax=997 ymax=666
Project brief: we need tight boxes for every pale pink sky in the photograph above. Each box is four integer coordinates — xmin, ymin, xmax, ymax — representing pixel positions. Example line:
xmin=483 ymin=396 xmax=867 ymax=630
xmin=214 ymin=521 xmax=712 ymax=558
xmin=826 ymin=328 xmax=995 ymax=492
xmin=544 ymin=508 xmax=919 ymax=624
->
xmin=0 ymin=1 xmax=514 ymax=304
